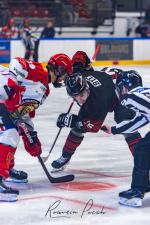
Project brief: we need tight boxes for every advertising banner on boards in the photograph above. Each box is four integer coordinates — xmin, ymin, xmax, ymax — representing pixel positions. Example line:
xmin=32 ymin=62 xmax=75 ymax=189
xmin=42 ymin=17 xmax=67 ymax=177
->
xmin=0 ymin=40 xmax=10 ymax=63
xmin=96 ymin=39 xmax=133 ymax=60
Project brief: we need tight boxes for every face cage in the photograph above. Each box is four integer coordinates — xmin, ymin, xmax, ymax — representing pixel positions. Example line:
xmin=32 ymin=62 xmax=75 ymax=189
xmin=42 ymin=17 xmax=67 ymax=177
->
xmin=47 ymin=63 xmax=67 ymax=77
xmin=116 ymin=81 xmax=130 ymax=100
xmin=52 ymin=76 xmax=66 ymax=88
xmin=73 ymin=88 xmax=90 ymax=107
xmin=67 ymin=82 xmax=89 ymax=98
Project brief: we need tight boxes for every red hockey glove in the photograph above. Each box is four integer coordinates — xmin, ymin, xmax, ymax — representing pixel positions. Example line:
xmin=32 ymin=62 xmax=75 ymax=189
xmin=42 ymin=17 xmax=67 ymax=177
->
xmin=5 ymin=79 xmax=25 ymax=112
xmin=72 ymin=51 xmax=91 ymax=69
xmin=20 ymin=127 xmax=42 ymax=157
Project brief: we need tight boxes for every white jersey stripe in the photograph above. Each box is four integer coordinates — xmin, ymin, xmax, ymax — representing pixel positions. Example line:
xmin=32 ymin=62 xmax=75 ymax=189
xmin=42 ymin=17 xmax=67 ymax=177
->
xmin=112 ymin=87 xmax=150 ymax=134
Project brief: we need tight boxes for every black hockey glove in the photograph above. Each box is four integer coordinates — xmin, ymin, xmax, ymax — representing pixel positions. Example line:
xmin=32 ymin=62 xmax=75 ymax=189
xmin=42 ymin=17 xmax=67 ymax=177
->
xmin=57 ymin=113 xmax=78 ymax=128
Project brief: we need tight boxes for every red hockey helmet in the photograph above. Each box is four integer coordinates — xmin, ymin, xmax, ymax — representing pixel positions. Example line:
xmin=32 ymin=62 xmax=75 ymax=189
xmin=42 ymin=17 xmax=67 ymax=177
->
xmin=47 ymin=53 xmax=72 ymax=77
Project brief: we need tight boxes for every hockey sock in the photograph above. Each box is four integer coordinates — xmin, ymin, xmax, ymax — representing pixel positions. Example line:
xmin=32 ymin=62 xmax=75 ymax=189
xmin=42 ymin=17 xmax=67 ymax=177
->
xmin=125 ymin=132 xmax=142 ymax=155
xmin=0 ymin=144 xmax=16 ymax=178
xmin=62 ymin=129 xmax=84 ymax=156
xmin=9 ymin=148 xmax=17 ymax=170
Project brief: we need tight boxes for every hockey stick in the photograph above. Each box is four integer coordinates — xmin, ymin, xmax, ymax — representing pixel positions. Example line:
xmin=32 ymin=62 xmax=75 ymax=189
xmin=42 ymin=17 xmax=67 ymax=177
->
xmin=91 ymin=43 xmax=100 ymax=62
xmin=38 ymin=155 xmax=74 ymax=183
xmin=41 ymin=100 xmax=74 ymax=162
xmin=18 ymin=117 xmax=74 ymax=183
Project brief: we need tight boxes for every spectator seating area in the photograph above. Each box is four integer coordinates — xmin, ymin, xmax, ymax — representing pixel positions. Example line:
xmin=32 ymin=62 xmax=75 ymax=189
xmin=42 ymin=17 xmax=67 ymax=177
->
xmin=0 ymin=0 xmax=115 ymax=27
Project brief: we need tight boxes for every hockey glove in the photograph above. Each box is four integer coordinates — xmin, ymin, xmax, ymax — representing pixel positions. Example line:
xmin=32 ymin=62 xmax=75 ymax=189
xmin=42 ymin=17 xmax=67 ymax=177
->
xmin=18 ymin=103 xmax=39 ymax=116
xmin=101 ymin=67 xmax=123 ymax=79
xmin=57 ymin=113 xmax=78 ymax=128
xmin=101 ymin=125 xmax=112 ymax=134
xmin=5 ymin=83 xmax=26 ymax=112
xmin=72 ymin=51 xmax=91 ymax=72
xmin=20 ymin=127 xmax=42 ymax=157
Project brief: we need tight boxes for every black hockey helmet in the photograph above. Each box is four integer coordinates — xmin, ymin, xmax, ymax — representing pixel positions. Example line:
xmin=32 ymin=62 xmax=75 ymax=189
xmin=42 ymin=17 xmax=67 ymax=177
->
xmin=116 ymin=70 xmax=143 ymax=92
xmin=65 ymin=72 xmax=89 ymax=97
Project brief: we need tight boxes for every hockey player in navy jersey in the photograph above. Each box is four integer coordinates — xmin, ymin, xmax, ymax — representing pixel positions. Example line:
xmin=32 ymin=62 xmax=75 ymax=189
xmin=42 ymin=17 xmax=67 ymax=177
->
xmin=101 ymin=71 xmax=150 ymax=207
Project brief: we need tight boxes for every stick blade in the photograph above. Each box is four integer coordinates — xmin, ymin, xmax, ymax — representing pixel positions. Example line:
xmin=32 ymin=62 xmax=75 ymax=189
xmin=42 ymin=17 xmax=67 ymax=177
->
xmin=50 ymin=174 xmax=75 ymax=183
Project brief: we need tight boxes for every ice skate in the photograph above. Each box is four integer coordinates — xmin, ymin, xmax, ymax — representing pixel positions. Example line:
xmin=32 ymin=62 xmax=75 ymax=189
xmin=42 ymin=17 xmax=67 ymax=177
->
xmin=6 ymin=168 xmax=28 ymax=183
xmin=51 ymin=155 xmax=71 ymax=173
xmin=0 ymin=176 xmax=19 ymax=202
xmin=119 ymin=188 xmax=144 ymax=207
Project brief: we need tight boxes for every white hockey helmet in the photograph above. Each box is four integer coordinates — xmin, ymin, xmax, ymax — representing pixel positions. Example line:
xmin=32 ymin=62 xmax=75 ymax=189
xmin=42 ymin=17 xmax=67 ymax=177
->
xmin=9 ymin=58 xmax=28 ymax=81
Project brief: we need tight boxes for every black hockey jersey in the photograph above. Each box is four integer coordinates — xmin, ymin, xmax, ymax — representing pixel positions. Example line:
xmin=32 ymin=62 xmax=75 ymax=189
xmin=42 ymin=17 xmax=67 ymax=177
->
xmin=77 ymin=70 xmax=116 ymax=132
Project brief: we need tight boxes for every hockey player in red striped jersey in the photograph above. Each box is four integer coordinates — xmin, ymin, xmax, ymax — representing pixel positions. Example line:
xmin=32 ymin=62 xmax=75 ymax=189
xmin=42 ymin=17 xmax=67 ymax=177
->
xmin=4 ymin=58 xmax=50 ymax=183
xmin=0 ymin=58 xmax=50 ymax=201
xmin=5 ymin=54 xmax=72 ymax=183
xmin=0 ymin=69 xmax=26 ymax=201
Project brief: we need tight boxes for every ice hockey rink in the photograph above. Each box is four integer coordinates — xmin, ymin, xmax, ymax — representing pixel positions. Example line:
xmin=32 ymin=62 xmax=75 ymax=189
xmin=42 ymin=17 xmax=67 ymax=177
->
xmin=1 ymin=65 xmax=150 ymax=225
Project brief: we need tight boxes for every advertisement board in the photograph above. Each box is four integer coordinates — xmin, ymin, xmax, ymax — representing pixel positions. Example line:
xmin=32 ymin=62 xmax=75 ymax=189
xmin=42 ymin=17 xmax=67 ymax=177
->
xmin=0 ymin=40 xmax=10 ymax=63
xmin=96 ymin=39 xmax=133 ymax=60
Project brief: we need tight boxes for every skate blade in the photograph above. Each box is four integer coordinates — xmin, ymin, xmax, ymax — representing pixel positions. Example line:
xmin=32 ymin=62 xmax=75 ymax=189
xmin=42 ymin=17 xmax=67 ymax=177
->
xmin=119 ymin=197 xmax=142 ymax=207
xmin=5 ymin=177 xmax=28 ymax=184
xmin=51 ymin=166 xmax=66 ymax=173
xmin=0 ymin=193 xmax=18 ymax=202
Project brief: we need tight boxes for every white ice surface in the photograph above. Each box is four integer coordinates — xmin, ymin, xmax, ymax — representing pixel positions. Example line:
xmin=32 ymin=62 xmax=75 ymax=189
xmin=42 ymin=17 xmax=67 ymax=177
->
xmin=1 ymin=65 xmax=150 ymax=225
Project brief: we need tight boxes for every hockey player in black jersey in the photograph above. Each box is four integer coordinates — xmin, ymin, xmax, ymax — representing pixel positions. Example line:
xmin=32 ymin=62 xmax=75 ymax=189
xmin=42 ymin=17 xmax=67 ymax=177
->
xmin=101 ymin=71 xmax=150 ymax=207
xmin=51 ymin=64 xmax=142 ymax=172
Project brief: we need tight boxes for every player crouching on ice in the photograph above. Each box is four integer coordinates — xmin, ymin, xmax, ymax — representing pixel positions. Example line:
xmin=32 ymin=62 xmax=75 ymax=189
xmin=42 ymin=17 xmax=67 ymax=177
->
xmin=101 ymin=71 xmax=150 ymax=207
xmin=0 ymin=54 xmax=72 ymax=185
xmin=50 ymin=52 xmax=142 ymax=173
xmin=6 ymin=57 xmax=50 ymax=183
xmin=0 ymin=67 xmax=28 ymax=201
xmin=0 ymin=59 xmax=49 ymax=201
